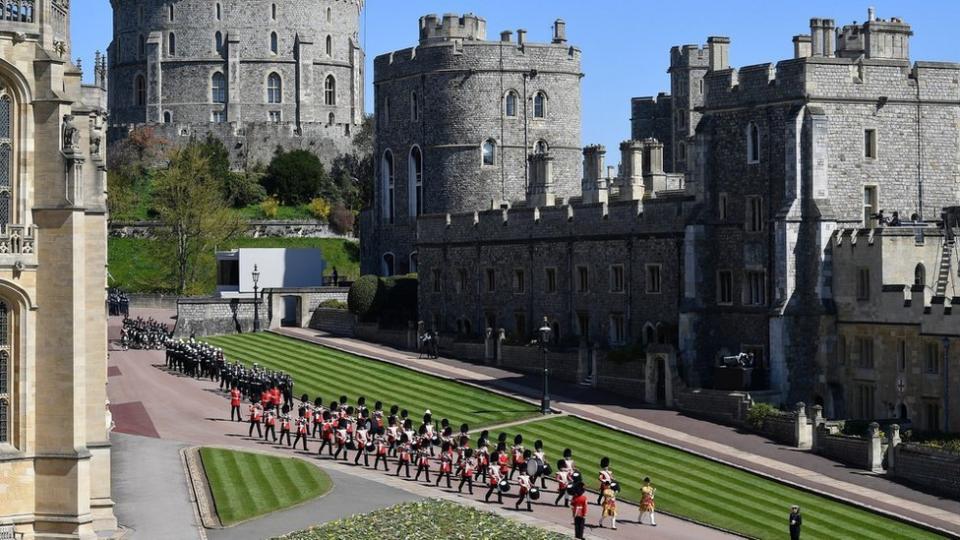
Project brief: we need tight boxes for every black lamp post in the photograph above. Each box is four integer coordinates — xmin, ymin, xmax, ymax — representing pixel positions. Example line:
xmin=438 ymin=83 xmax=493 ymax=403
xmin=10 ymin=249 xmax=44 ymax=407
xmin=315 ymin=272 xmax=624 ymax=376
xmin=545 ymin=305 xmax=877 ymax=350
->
xmin=539 ymin=317 xmax=552 ymax=415
xmin=252 ymin=264 xmax=261 ymax=332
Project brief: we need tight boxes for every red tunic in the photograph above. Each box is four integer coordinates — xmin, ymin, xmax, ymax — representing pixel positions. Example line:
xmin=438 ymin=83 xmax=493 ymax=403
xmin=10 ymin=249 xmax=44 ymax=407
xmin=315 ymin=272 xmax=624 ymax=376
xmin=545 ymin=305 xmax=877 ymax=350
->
xmin=230 ymin=389 xmax=241 ymax=407
xmin=572 ymin=494 xmax=589 ymax=518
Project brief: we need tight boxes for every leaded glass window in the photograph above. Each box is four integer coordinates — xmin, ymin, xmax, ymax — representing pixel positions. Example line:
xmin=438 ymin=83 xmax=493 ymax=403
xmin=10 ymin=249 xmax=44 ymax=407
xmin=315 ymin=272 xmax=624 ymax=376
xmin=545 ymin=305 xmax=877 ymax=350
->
xmin=0 ymin=94 xmax=11 ymax=225
xmin=0 ymin=302 xmax=9 ymax=444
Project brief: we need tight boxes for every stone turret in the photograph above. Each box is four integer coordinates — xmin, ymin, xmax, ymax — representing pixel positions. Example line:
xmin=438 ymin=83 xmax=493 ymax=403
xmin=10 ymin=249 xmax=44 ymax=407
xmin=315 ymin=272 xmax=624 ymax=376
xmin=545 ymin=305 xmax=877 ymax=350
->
xmin=618 ymin=140 xmax=645 ymax=201
xmin=835 ymin=9 xmax=912 ymax=60
xmin=419 ymin=13 xmax=487 ymax=45
xmin=582 ymin=145 xmax=608 ymax=205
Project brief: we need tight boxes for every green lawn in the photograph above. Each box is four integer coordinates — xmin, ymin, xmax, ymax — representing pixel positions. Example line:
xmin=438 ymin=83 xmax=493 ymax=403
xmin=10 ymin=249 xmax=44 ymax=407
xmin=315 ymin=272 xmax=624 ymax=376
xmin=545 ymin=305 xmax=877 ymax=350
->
xmin=204 ymin=333 xmax=539 ymax=429
xmin=498 ymin=416 xmax=941 ymax=540
xmin=276 ymin=499 xmax=568 ymax=540
xmin=200 ymin=447 xmax=332 ymax=526
xmin=107 ymin=237 xmax=359 ymax=294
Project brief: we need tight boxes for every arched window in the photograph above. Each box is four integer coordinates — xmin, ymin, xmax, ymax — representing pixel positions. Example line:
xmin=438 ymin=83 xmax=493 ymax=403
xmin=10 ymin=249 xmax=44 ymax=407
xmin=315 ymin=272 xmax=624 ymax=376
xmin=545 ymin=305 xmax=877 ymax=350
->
xmin=914 ymin=264 xmax=926 ymax=288
xmin=409 ymin=252 xmax=418 ymax=274
xmin=0 ymin=302 xmax=12 ymax=445
xmin=534 ymin=140 xmax=548 ymax=154
xmin=382 ymin=97 xmax=390 ymax=124
xmin=0 ymin=93 xmax=12 ymax=226
xmin=410 ymin=91 xmax=419 ymax=121
xmin=482 ymin=139 xmax=496 ymax=166
xmin=324 ymin=75 xmax=336 ymax=106
xmin=267 ymin=73 xmax=282 ymax=104
xmin=271 ymin=3 xmax=277 ymax=20
xmin=163 ymin=111 xmax=172 ymax=124
xmin=382 ymin=150 xmax=395 ymax=224
xmin=533 ymin=91 xmax=547 ymax=118
xmin=505 ymin=91 xmax=518 ymax=117
xmin=270 ymin=32 xmax=278 ymax=55
xmin=326 ymin=7 xmax=332 ymax=22
xmin=168 ymin=3 xmax=175 ymax=21
xmin=382 ymin=253 xmax=395 ymax=276
xmin=135 ymin=75 xmax=146 ymax=106
xmin=211 ymin=72 xmax=226 ymax=104
xmin=138 ymin=34 xmax=145 ymax=58
xmin=746 ymin=122 xmax=760 ymax=164
xmin=168 ymin=32 xmax=176 ymax=56
xmin=215 ymin=31 xmax=223 ymax=54
xmin=216 ymin=3 xmax=221 ymax=20
xmin=325 ymin=35 xmax=332 ymax=56
xmin=409 ymin=146 xmax=423 ymax=217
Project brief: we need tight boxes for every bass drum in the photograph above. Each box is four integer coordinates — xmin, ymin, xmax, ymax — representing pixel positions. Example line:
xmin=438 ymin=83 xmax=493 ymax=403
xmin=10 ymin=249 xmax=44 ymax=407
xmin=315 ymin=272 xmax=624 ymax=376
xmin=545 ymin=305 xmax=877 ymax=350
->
xmin=498 ymin=479 xmax=511 ymax=493
xmin=610 ymin=481 xmax=622 ymax=493
xmin=525 ymin=457 xmax=545 ymax=477
xmin=365 ymin=442 xmax=376 ymax=453
xmin=529 ymin=487 xmax=541 ymax=501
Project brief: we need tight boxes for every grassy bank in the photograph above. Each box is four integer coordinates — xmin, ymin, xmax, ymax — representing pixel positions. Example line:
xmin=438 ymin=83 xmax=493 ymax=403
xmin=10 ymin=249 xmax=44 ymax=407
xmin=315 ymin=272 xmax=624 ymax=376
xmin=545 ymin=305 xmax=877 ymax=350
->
xmin=204 ymin=333 xmax=539 ymax=429
xmin=200 ymin=447 xmax=332 ymax=526
xmin=107 ymin=237 xmax=359 ymax=294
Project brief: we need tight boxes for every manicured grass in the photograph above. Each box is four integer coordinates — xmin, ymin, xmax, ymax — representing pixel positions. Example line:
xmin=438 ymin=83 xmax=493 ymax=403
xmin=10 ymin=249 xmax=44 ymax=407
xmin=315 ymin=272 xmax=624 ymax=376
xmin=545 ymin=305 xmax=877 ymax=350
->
xmin=200 ymin=447 xmax=332 ymax=526
xmin=276 ymin=499 xmax=568 ymax=540
xmin=204 ymin=333 xmax=540 ymax=429
xmin=498 ymin=416 xmax=942 ymax=540
xmin=108 ymin=237 xmax=359 ymax=294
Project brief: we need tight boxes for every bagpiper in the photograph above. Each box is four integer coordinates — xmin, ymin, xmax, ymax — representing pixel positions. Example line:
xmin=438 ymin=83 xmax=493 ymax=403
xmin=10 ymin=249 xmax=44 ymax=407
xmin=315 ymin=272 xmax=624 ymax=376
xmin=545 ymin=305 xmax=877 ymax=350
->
xmin=599 ymin=479 xmax=618 ymax=530
xmin=597 ymin=456 xmax=614 ymax=506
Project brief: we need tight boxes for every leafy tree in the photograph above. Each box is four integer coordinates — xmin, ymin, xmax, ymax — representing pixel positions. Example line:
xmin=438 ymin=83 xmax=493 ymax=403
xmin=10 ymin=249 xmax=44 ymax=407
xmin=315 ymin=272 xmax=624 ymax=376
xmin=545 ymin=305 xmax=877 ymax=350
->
xmin=262 ymin=149 xmax=332 ymax=205
xmin=152 ymin=143 xmax=242 ymax=294
xmin=330 ymin=115 xmax=374 ymax=210
xmin=106 ymin=126 xmax=170 ymax=219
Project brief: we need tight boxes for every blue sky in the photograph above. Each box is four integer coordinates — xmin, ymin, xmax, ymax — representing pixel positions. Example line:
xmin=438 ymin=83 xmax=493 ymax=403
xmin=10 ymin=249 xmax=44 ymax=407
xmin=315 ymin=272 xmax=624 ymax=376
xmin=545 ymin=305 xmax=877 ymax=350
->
xmin=73 ymin=1 xmax=960 ymax=156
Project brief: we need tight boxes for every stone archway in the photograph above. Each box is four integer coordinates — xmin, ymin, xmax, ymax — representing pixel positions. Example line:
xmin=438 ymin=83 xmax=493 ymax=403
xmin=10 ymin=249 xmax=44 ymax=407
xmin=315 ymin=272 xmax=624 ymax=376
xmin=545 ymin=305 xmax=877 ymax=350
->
xmin=644 ymin=348 xmax=676 ymax=407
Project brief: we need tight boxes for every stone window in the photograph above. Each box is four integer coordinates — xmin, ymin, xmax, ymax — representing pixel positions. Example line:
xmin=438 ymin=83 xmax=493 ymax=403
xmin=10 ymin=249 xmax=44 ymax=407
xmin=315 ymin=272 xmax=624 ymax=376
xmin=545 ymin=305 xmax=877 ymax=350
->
xmin=163 ymin=111 xmax=172 ymax=124
xmin=746 ymin=122 xmax=760 ymax=164
xmin=855 ymin=384 xmax=874 ymax=420
xmin=717 ymin=270 xmax=733 ymax=305
xmin=505 ymin=91 xmax=519 ymax=117
xmin=744 ymin=270 xmax=766 ymax=305
xmin=576 ymin=266 xmax=589 ymax=293
xmin=856 ymin=268 xmax=870 ymax=300
xmin=718 ymin=192 xmax=728 ymax=221
xmin=457 ymin=269 xmax=468 ymax=293
xmin=745 ymin=195 xmax=763 ymax=232
xmin=533 ymin=91 xmax=547 ymax=118
xmin=514 ymin=313 xmax=527 ymax=339
xmin=326 ymin=35 xmax=333 ymax=57
xmin=215 ymin=31 xmax=224 ymax=54
xmin=326 ymin=7 xmax=332 ymax=22
xmin=431 ymin=269 xmax=441 ymax=293
xmin=328 ymin=113 xmax=335 ymax=126
xmin=676 ymin=109 xmax=686 ymax=130
xmin=676 ymin=141 xmax=686 ymax=161
xmin=381 ymin=253 xmax=395 ymax=276
xmin=925 ymin=342 xmax=941 ymax=374
xmin=856 ymin=337 xmax=874 ymax=369
xmin=914 ymin=264 xmax=925 ymax=288
xmin=382 ymin=97 xmax=390 ymax=125
xmin=269 ymin=111 xmax=281 ymax=123
xmin=0 ymin=302 xmax=10 ymax=446
xmin=534 ymin=140 xmax=548 ymax=155
xmin=513 ymin=269 xmax=525 ymax=293
xmin=609 ymin=313 xmax=626 ymax=346
xmin=481 ymin=139 xmax=496 ymax=167
xmin=409 ymin=252 xmax=418 ymax=273
xmin=381 ymin=150 xmax=394 ymax=224
xmin=267 ymin=73 xmax=282 ymax=104
xmin=408 ymin=146 xmax=423 ymax=217
xmin=216 ymin=3 xmax=221 ymax=21
xmin=897 ymin=340 xmax=907 ymax=372
xmin=138 ymin=5 xmax=144 ymax=24
xmin=645 ymin=264 xmax=661 ymax=294
xmin=168 ymin=32 xmax=176 ymax=56
xmin=212 ymin=110 xmax=226 ymax=124
xmin=270 ymin=32 xmax=279 ymax=55
xmin=135 ymin=75 xmax=146 ymax=106
xmin=609 ymin=265 xmax=624 ymax=293
xmin=324 ymin=75 xmax=336 ymax=106
xmin=168 ymin=3 xmax=175 ymax=21
xmin=863 ymin=186 xmax=878 ymax=227
xmin=410 ymin=91 xmax=418 ymax=121
xmin=138 ymin=34 xmax=145 ymax=58
xmin=211 ymin=72 xmax=226 ymax=104
xmin=698 ymin=79 xmax=703 ymax=95
xmin=864 ymin=129 xmax=877 ymax=159
xmin=271 ymin=3 xmax=277 ymax=20
xmin=0 ymin=91 xmax=12 ymax=226
xmin=485 ymin=268 xmax=496 ymax=292
xmin=544 ymin=268 xmax=557 ymax=293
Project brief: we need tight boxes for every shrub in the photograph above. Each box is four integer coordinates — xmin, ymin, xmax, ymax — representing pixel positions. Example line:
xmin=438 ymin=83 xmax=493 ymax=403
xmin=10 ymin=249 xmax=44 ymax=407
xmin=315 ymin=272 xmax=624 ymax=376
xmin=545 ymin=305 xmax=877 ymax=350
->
xmin=318 ymin=299 xmax=347 ymax=310
xmin=260 ymin=196 xmax=280 ymax=218
xmin=308 ymin=198 xmax=332 ymax=222
xmin=261 ymin=149 xmax=330 ymax=205
xmin=347 ymin=275 xmax=383 ymax=320
xmin=330 ymin=203 xmax=355 ymax=235
xmin=223 ymin=172 xmax=267 ymax=207
xmin=746 ymin=402 xmax=780 ymax=430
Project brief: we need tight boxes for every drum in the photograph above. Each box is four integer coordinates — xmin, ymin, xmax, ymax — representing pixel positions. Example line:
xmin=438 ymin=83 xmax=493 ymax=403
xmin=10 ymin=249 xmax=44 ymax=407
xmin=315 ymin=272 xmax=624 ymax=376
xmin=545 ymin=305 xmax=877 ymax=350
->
xmin=570 ymin=471 xmax=582 ymax=485
xmin=529 ymin=487 xmax=541 ymax=501
xmin=525 ymin=457 xmax=545 ymax=477
xmin=610 ymin=481 xmax=622 ymax=493
xmin=498 ymin=479 xmax=511 ymax=493
xmin=432 ymin=435 xmax=441 ymax=446
xmin=543 ymin=464 xmax=553 ymax=477
xmin=365 ymin=442 xmax=375 ymax=452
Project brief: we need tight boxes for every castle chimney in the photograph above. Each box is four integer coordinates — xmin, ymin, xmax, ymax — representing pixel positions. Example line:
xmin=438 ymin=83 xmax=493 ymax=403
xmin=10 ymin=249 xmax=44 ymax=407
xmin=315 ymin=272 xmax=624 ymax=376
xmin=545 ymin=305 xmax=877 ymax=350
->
xmin=642 ymin=139 xmax=666 ymax=199
xmin=707 ymin=36 xmax=730 ymax=72
xmin=527 ymin=153 xmax=555 ymax=207
xmin=810 ymin=18 xmax=824 ymax=56
xmin=517 ymin=29 xmax=527 ymax=46
xmin=868 ymin=7 xmax=876 ymax=22
xmin=792 ymin=35 xmax=812 ymax=58
xmin=501 ymin=30 xmax=513 ymax=42
xmin=582 ymin=145 xmax=608 ymax=205
xmin=822 ymin=19 xmax=836 ymax=57
xmin=618 ymin=140 xmax=645 ymax=201
xmin=553 ymin=19 xmax=567 ymax=44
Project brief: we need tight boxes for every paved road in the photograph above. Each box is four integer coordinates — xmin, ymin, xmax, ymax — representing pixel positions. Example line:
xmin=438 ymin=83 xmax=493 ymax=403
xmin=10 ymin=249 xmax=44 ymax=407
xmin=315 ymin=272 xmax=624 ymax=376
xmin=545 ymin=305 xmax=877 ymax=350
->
xmin=278 ymin=326 xmax=960 ymax=537
xmin=108 ymin=310 xmax=732 ymax=540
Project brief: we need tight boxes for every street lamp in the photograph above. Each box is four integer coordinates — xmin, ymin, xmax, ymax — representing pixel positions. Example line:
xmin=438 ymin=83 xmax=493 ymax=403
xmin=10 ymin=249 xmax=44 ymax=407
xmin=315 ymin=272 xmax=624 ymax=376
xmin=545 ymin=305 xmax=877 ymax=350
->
xmin=539 ymin=317 xmax=552 ymax=415
xmin=252 ymin=264 xmax=261 ymax=332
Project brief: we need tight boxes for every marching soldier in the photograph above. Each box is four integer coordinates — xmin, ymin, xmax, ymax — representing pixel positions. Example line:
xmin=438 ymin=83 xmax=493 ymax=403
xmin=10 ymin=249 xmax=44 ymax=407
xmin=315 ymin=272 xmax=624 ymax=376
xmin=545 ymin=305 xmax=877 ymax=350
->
xmin=278 ymin=406 xmax=293 ymax=447
xmin=414 ymin=436 xmax=431 ymax=482
xmin=435 ymin=441 xmax=455 ymax=489
xmin=317 ymin=411 xmax=336 ymax=456
xmin=395 ymin=433 xmax=413 ymax=478
xmin=484 ymin=454 xmax=504 ymax=504
xmin=515 ymin=467 xmax=533 ymax=512
xmin=510 ymin=434 xmax=525 ymax=480
xmin=332 ymin=418 xmax=350 ymax=461
xmin=248 ymin=399 xmax=263 ymax=438
xmin=598 ymin=457 xmax=614 ymax=506
xmin=263 ymin=407 xmax=278 ymax=442
xmin=554 ymin=459 xmax=571 ymax=506
xmin=229 ymin=386 xmax=242 ymax=422
xmin=599 ymin=480 xmax=618 ymax=530
xmin=354 ymin=419 xmax=371 ymax=467
xmin=457 ymin=448 xmax=477 ymax=495
xmin=372 ymin=432 xmax=390 ymax=471
xmin=533 ymin=439 xmax=548 ymax=488
xmin=562 ymin=448 xmax=576 ymax=473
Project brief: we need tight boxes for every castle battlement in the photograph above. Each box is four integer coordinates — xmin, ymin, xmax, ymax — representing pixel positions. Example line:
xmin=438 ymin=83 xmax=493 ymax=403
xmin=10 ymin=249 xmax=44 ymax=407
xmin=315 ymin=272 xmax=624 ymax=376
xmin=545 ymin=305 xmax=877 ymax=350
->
xmin=670 ymin=44 xmax=710 ymax=68
xmin=419 ymin=13 xmax=487 ymax=45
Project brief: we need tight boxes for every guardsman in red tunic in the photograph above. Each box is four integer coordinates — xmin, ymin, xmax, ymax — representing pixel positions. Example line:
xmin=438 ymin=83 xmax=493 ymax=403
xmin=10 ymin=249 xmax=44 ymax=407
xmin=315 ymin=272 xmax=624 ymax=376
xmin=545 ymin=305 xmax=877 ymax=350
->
xmin=457 ymin=448 xmax=477 ymax=495
xmin=372 ymin=432 xmax=389 ymax=471
xmin=354 ymin=420 xmax=371 ymax=467
xmin=260 ymin=389 xmax=271 ymax=410
xmin=386 ymin=417 xmax=400 ymax=456
xmin=515 ymin=469 xmax=533 ymax=512
xmin=293 ymin=414 xmax=309 ymax=451
xmin=496 ymin=442 xmax=510 ymax=478
xmin=332 ymin=418 xmax=350 ymax=460
xmin=435 ymin=441 xmax=455 ymax=489
xmin=312 ymin=398 xmax=325 ymax=438
xmin=484 ymin=456 xmax=504 ymax=504
xmin=413 ymin=437 xmax=431 ymax=483
xmin=571 ymin=486 xmax=589 ymax=539
xmin=230 ymin=387 xmax=242 ymax=422
xmin=476 ymin=434 xmax=490 ymax=484
xmin=317 ymin=411 xmax=335 ymax=456
xmin=263 ymin=408 xmax=278 ymax=442
xmin=248 ymin=400 xmax=263 ymax=438
xmin=510 ymin=434 xmax=526 ymax=480
xmin=279 ymin=408 xmax=293 ymax=447
xmin=270 ymin=386 xmax=282 ymax=411
xmin=597 ymin=456 xmax=614 ymax=506
xmin=395 ymin=434 xmax=412 ymax=478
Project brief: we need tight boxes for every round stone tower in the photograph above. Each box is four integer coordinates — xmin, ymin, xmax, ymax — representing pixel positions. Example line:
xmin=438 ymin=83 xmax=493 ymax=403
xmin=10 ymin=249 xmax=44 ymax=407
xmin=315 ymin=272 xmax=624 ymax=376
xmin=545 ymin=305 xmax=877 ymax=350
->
xmin=363 ymin=13 xmax=583 ymax=275
xmin=107 ymin=0 xmax=365 ymax=168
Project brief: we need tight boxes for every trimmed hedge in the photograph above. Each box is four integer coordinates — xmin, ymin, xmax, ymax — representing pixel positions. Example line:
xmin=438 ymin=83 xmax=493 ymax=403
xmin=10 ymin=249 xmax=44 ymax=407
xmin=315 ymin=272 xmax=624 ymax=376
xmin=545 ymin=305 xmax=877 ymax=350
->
xmin=347 ymin=275 xmax=382 ymax=320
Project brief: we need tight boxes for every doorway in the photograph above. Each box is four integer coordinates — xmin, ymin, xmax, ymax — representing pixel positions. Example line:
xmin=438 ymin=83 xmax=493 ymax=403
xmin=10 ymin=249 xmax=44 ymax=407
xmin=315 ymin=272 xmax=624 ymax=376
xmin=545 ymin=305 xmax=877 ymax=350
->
xmin=281 ymin=296 xmax=301 ymax=327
